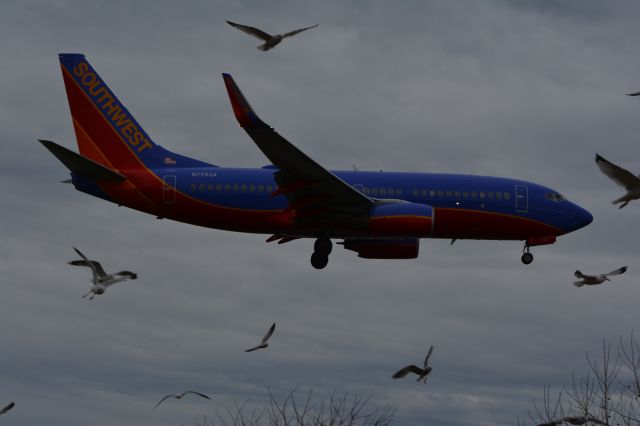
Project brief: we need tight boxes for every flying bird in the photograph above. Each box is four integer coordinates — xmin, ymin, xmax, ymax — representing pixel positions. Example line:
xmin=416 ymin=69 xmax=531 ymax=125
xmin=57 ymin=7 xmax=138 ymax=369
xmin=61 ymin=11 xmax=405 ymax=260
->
xmin=153 ymin=391 xmax=211 ymax=410
xmin=0 ymin=402 xmax=14 ymax=415
xmin=595 ymin=154 xmax=640 ymax=209
xmin=573 ymin=266 xmax=628 ymax=287
xmin=627 ymin=91 xmax=640 ymax=96
xmin=69 ymin=247 xmax=138 ymax=300
xmin=245 ymin=322 xmax=276 ymax=352
xmin=538 ymin=415 xmax=606 ymax=425
xmin=392 ymin=345 xmax=434 ymax=383
xmin=226 ymin=21 xmax=318 ymax=51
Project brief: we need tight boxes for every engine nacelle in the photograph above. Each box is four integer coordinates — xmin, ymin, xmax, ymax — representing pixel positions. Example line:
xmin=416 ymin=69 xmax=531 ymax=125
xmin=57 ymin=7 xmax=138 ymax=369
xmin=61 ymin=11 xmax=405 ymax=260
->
xmin=368 ymin=203 xmax=433 ymax=237
xmin=341 ymin=238 xmax=420 ymax=259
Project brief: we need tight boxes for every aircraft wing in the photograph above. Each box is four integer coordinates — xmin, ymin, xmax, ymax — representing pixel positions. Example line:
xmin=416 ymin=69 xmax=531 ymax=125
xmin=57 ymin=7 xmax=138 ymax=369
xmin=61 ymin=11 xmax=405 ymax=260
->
xmin=222 ymin=74 xmax=373 ymax=225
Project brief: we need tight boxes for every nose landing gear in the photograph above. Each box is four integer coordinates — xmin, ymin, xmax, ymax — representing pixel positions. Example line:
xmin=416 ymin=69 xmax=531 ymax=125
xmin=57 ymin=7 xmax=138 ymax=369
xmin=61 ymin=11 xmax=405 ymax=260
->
xmin=521 ymin=243 xmax=534 ymax=265
xmin=311 ymin=236 xmax=332 ymax=269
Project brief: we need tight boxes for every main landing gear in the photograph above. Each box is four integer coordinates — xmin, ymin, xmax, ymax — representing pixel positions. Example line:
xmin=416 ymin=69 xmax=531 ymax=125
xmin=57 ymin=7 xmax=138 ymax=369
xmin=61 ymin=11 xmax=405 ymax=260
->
xmin=311 ymin=236 xmax=332 ymax=269
xmin=521 ymin=242 xmax=534 ymax=265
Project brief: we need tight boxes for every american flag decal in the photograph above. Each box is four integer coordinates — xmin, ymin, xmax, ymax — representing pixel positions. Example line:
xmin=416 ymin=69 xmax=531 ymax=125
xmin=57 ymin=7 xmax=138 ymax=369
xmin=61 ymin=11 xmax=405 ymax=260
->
xmin=164 ymin=157 xmax=176 ymax=165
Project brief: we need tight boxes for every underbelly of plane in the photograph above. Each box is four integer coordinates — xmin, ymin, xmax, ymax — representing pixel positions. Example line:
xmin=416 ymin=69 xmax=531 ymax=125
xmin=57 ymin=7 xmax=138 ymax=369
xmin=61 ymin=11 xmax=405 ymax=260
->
xmin=430 ymin=207 xmax=560 ymax=240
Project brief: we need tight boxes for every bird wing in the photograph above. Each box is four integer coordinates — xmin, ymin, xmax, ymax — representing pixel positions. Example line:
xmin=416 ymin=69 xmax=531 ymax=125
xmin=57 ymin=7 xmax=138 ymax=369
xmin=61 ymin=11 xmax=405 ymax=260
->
xmin=595 ymin=154 xmax=640 ymax=191
xmin=392 ymin=365 xmax=423 ymax=379
xmin=283 ymin=24 xmax=319 ymax=38
xmin=114 ymin=271 xmax=138 ymax=279
xmin=153 ymin=395 xmax=174 ymax=410
xmin=73 ymin=247 xmax=89 ymax=261
xmin=0 ymin=402 xmax=14 ymax=415
xmin=424 ymin=345 xmax=434 ymax=368
xmin=86 ymin=261 xmax=108 ymax=278
xmin=584 ymin=417 xmax=607 ymax=425
xmin=261 ymin=323 xmax=276 ymax=344
xmin=184 ymin=391 xmax=211 ymax=400
xmin=226 ymin=21 xmax=272 ymax=41
xmin=605 ymin=266 xmax=628 ymax=276
xmin=245 ymin=345 xmax=261 ymax=352
xmin=627 ymin=91 xmax=640 ymax=96
xmin=71 ymin=247 xmax=109 ymax=277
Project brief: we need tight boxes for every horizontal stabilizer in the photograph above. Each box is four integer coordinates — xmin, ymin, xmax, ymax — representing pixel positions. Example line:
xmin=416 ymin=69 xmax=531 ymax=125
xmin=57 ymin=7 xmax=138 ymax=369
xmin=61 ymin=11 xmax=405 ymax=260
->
xmin=39 ymin=139 xmax=126 ymax=182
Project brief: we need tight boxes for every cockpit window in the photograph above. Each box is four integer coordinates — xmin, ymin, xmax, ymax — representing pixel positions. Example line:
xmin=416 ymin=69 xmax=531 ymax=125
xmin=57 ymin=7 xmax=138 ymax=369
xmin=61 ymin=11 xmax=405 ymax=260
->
xmin=545 ymin=192 xmax=566 ymax=202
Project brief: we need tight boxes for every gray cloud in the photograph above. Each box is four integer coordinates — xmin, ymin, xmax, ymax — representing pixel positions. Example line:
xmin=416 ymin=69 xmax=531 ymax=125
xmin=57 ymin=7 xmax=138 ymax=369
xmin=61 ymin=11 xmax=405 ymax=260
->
xmin=1 ymin=1 xmax=640 ymax=425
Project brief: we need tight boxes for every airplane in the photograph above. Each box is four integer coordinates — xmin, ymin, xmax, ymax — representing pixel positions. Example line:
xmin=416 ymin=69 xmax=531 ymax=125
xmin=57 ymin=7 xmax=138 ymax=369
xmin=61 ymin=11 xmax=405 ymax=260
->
xmin=40 ymin=54 xmax=593 ymax=269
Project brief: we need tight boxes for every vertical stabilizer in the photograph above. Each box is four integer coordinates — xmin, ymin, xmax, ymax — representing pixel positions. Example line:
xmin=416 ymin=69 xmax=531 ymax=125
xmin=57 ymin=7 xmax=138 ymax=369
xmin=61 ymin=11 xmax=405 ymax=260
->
xmin=58 ymin=53 xmax=214 ymax=170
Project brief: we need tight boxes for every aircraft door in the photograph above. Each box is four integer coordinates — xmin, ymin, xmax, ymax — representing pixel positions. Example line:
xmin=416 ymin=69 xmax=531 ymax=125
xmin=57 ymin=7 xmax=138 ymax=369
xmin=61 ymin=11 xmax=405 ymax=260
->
xmin=163 ymin=175 xmax=176 ymax=204
xmin=515 ymin=184 xmax=528 ymax=213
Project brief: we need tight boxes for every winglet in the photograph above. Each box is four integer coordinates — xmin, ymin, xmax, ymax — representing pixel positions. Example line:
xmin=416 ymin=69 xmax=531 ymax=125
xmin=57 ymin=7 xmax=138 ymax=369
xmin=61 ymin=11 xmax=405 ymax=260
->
xmin=222 ymin=74 xmax=269 ymax=129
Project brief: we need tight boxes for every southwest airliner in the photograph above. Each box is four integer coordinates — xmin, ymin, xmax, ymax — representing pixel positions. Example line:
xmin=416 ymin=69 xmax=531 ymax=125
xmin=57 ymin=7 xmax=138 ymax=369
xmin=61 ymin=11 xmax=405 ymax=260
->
xmin=41 ymin=54 xmax=593 ymax=269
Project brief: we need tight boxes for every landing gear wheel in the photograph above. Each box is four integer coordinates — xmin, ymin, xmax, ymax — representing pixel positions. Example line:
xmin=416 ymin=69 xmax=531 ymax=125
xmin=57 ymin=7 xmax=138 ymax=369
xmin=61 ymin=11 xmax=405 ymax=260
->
xmin=521 ymin=252 xmax=534 ymax=265
xmin=314 ymin=237 xmax=332 ymax=255
xmin=311 ymin=252 xmax=329 ymax=269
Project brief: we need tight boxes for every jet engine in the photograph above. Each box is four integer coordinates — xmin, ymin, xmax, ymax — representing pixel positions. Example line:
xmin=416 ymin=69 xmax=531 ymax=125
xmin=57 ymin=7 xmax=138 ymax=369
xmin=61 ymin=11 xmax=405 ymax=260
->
xmin=367 ymin=202 xmax=433 ymax=237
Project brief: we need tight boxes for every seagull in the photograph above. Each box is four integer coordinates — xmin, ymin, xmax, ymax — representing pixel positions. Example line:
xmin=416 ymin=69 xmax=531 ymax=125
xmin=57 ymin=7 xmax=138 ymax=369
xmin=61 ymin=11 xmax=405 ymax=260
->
xmin=68 ymin=247 xmax=138 ymax=300
xmin=226 ymin=21 xmax=318 ymax=51
xmin=392 ymin=345 xmax=434 ymax=383
xmin=538 ymin=415 xmax=607 ymax=425
xmin=595 ymin=154 xmax=640 ymax=209
xmin=574 ymin=266 xmax=628 ymax=287
xmin=0 ymin=402 xmax=14 ymax=415
xmin=153 ymin=391 xmax=211 ymax=410
xmin=245 ymin=322 xmax=276 ymax=352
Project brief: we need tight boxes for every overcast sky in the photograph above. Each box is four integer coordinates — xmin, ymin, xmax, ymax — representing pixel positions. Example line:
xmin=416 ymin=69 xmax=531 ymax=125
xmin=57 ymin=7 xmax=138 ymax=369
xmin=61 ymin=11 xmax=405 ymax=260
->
xmin=1 ymin=1 xmax=640 ymax=425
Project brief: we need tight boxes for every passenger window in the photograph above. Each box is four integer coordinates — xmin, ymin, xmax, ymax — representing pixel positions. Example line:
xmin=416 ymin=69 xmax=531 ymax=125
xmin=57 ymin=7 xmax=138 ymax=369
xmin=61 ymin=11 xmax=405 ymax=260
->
xmin=454 ymin=190 xmax=461 ymax=198
xmin=479 ymin=192 xmax=485 ymax=199
xmin=412 ymin=189 xmax=419 ymax=196
xmin=463 ymin=191 xmax=469 ymax=198
xmin=199 ymin=184 xmax=206 ymax=191
xmin=387 ymin=188 xmax=393 ymax=195
xmin=190 ymin=183 xmax=197 ymax=192
xmin=471 ymin=191 xmax=477 ymax=198
xmin=241 ymin=185 xmax=247 ymax=192
xmin=379 ymin=188 xmax=386 ymax=196
xmin=224 ymin=184 xmax=231 ymax=192
xmin=504 ymin=192 xmax=510 ymax=200
xmin=364 ymin=187 xmax=370 ymax=195
xmin=422 ymin=189 xmax=428 ymax=197
xmin=208 ymin=184 xmax=214 ymax=192
xmin=487 ymin=192 xmax=494 ymax=199
xmin=395 ymin=189 xmax=402 ymax=196
xmin=258 ymin=185 xmax=264 ymax=192
xmin=216 ymin=184 xmax=222 ymax=191
xmin=267 ymin=185 xmax=273 ymax=192
xmin=496 ymin=192 xmax=502 ymax=199
xmin=437 ymin=190 xmax=444 ymax=197
xmin=249 ymin=185 xmax=255 ymax=192
xmin=371 ymin=188 xmax=378 ymax=195
xmin=233 ymin=184 xmax=239 ymax=191
xmin=429 ymin=190 xmax=436 ymax=197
